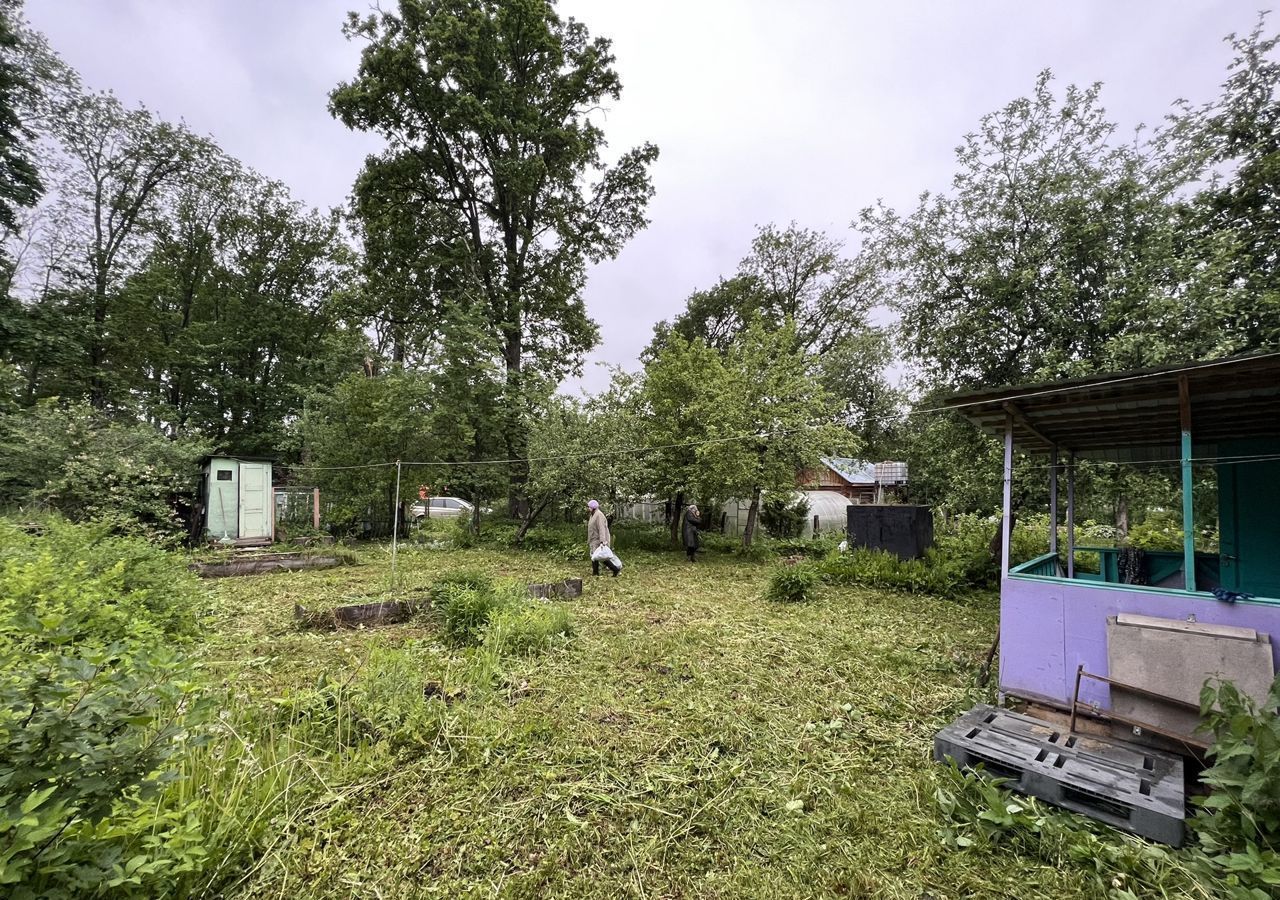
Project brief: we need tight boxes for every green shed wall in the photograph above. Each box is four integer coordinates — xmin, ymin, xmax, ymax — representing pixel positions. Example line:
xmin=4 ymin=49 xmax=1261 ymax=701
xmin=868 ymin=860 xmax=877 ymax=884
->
xmin=1218 ymin=439 xmax=1280 ymax=599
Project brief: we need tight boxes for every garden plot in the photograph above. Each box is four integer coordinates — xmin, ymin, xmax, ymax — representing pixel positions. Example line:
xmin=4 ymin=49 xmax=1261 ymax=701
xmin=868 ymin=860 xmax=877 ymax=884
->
xmin=195 ymin=544 xmax=1149 ymax=899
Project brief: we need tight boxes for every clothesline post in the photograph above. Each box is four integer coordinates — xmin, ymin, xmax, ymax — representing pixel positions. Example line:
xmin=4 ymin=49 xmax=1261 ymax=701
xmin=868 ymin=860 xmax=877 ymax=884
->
xmin=391 ymin=460 xmax=402 ymax=591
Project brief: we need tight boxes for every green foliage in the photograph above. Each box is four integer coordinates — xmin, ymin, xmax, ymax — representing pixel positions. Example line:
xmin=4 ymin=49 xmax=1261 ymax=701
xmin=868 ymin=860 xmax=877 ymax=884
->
xmin=332 ymin=0 xmax=658 ymax=512
xmin=483 ymin=602 xmax=575 ymax=656
xmin=763 ymin=562 xmax=820 ymax=603
xmin=1190 ymin=675 xmax=1280 ymax=895
xmin=817 ymin=548 xmax=970 ymax=596
xmin=760 ymin=493 xmax=810 ymax=539
xmin=642 ymin=320 xmax=851 ymax=546
xmin=1125 ymin=509 xmax=1185 ymax=552
xmin=437 ymin=582 xmax=516 ymax=646
xmin=0 ymin=1 xmax=43 ymax=236
xmin=523 ymin=373 xmax=652 ymax=538
xmin=860 ymin=69 xmax=1186 ymax=390
xmin=1168 ymin=19 xmax=1280 ymax=358
xmin=275 ymin=641 xmax=448 ymax=753
xmin=0 ymin=516 xmax=208 ymax=899
xmin=0 ymin=517 xmax=203 ymax=645
xmin=934 ymin=763 xmax=1221 ymax=898
xmin=649 ymin=223 xmax=899 ymax=448
xmin=0 ymin=402 xmax=209 ymax=540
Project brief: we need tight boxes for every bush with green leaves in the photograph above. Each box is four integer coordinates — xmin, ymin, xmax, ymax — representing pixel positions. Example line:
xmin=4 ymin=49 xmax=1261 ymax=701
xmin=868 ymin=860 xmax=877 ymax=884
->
xmin=815 ymin=548 xmax=969 ymax=596
xmin=1190 ymin=675 xmax=1280 ymax=895
xmin=934 ymin=763 xmax=1221 ymax=898
xmin=0 ymin=402 xmax=209 ymax=541
xmin=760 ymin=494 xmax=810 ymax=539
xmin=0 ymin=517 xmax=209 ymax=899
xmin=435 ymin=578 xmax=517 ymax=646
xmin=484 ymin=602 xmax=575 ymax=655
xmin=764 ymin=562 xmax=820 ymax=603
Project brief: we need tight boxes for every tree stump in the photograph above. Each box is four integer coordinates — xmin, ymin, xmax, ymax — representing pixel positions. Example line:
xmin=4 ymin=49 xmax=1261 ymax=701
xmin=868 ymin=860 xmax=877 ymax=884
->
xmin=527 ymin=578 xmax=583 ymax=599
xmin=294 ymin=600 xmax=420 ymax=629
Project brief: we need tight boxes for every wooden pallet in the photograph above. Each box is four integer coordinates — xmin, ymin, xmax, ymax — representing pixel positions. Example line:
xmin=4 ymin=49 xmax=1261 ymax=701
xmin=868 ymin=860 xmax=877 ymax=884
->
xmin=935 ymin=704 xmax=1186 ymax=846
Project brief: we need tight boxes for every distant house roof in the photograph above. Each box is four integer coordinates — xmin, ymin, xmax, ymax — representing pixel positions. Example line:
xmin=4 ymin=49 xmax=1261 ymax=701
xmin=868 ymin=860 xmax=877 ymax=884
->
xmin=821 ymin=457 xmax=877 ymax=485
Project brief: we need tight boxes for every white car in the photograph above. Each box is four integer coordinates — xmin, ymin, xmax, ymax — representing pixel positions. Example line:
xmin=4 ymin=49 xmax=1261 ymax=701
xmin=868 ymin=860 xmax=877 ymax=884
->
xmin=411 ymin=497 xmax=479 ymax=520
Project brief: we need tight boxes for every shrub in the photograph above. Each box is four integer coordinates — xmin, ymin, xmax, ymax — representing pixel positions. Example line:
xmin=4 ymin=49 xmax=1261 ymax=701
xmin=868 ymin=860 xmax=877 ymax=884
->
xmin=0 ymin=401 xmax=209 ymax=541
xmin=815 ymin=547 xmax=970 ymax=596
xmin=437 ymin=581 xmax=515 ymax=645
xmin=760 ymin=494 xmax=810 ymax=539
xmin=0 ymin=518 xmax=203 ymax=648
xmin=447 ymin=514 xmax=479 ymax=549
xmin=1126 ymin=509 xmax=1184 ymax=552
xmin=0 ymin=516 xmax=209 ymax=899
xmin=1190 ymin=675 xmax=1280 ymax=893
xmin=484 ymin=602 xmax=575 ymax=655
xmin=764 ymin=562 xmax=820 ymax=603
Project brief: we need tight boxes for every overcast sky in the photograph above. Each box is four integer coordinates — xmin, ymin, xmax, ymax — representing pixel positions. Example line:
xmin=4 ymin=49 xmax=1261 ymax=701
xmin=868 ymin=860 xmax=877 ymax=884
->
xmin=26 ymin=1 xmax=1265 ymax=392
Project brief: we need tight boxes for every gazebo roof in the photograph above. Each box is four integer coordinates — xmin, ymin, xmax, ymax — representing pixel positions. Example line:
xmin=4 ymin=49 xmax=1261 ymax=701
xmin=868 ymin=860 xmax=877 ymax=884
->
xmin=940 ymin=352 xmax=1280 ymax=458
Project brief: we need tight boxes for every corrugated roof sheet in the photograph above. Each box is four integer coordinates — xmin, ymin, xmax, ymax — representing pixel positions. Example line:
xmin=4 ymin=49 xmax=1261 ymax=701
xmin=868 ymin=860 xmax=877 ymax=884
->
xmin=821 ymin=456 xmax=877 ymax=484
xmin=940 ymin=352 xmax=1280 ymax=456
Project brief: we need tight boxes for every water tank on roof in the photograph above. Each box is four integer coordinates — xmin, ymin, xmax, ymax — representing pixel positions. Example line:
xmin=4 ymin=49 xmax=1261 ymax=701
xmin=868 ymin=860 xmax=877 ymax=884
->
xmin=874 ymin=461 xmax=908 ymax=485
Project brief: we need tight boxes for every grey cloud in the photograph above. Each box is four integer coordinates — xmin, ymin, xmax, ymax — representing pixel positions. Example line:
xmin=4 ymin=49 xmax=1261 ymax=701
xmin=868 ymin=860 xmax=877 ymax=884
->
xmin=28 ymin=0 xmax=1258 ymax=394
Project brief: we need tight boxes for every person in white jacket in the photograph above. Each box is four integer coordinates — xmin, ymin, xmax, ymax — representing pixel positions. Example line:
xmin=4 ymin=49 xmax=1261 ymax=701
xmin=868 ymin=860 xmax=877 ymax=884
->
xmin=586 ymin=500 xmax=620 ymax=576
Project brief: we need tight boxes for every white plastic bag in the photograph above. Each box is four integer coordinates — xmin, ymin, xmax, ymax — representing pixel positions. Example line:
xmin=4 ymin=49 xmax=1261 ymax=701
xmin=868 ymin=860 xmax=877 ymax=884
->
xmin=590 ymin=544 xmax=623 ymax=570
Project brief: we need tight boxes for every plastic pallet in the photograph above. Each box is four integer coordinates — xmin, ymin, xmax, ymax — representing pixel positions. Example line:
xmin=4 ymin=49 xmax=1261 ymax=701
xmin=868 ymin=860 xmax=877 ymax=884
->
xmin=934 ymin=704 xmax=1186 ymax=846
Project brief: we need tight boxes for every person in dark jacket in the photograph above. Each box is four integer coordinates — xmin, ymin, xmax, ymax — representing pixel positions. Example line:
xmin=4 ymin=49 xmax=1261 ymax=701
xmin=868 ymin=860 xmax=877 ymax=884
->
xmin=682 ymin=504 xmax=702 ymax=562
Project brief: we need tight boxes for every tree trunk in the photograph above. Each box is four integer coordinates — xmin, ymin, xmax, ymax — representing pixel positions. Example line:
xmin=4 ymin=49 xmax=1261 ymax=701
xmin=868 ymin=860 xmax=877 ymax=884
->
xmin=89 ymin=270 xmax=109 ymax=409
xmin=988 ymin=513 xmax=1015 ymax=562
xmin=1115 ymin=496 xmax=1129 ymax=539
xmin=742 ymin=486 xmax=762 ymax=548
xmin=514 ymin=498 xmax=550 ymax=546
xmin=669 ymin=491 xmax=684 ymax=545
xmin=503 ymin=326 xmax=529 ymax=518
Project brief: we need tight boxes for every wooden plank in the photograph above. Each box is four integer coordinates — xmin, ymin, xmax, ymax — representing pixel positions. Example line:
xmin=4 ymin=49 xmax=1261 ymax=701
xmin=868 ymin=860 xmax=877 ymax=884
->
xmin=1115 ymin=612 xmax=1261 ymax=642
xmin=1002 ymin=401 xmax=1060 ymax=450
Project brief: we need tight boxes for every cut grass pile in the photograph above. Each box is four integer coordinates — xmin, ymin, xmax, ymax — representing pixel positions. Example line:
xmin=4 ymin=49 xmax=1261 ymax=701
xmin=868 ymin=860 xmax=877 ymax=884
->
xmin=193 ymin=544 xmax=1195 ymax=898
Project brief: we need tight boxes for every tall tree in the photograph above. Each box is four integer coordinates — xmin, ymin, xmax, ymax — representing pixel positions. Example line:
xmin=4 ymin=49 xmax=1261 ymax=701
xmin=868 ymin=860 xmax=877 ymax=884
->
xmin=650 ymin=222 xmax=897 ymax=445
xmin=0 ymin=0 xmax=41 ymax=237
xmin=643 ymin=321 xmax=849 ymax=547
xmin=860 ymin=71 xmax=1179 ymax=390
xmin=331 ymin=0 xmax=658 ymax=514
xmin=45 ymin=89 xmax=212 ymax=407
xmin=1172 ymin=18 xmax=1280 ymax=356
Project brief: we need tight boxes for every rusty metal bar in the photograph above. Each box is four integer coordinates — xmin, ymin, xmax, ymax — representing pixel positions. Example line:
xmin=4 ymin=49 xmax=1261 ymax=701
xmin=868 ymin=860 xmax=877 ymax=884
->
xmin=1069 ymin=665 xmax=1210 ymax=751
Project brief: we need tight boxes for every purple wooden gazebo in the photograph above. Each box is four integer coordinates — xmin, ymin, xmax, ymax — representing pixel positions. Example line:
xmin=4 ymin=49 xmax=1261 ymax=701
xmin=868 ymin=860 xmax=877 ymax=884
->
xmin=943 ymin=353 xmax=1280 ymax=715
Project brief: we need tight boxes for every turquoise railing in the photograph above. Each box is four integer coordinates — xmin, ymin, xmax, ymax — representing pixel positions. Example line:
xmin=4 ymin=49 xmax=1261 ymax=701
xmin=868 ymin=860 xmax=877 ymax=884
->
xmin=1010 ymin=547 xmax=1220 ymax=587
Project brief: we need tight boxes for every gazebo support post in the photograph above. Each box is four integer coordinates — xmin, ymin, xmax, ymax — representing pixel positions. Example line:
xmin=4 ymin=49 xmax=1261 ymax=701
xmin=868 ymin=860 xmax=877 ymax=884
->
xmin=1067 ymin=452 xmax=1076 ymax=580
xmin=1001 ymin=414 xmax=1014 ymax=576
xmin=1179 ymin=375 xmax=1196 ymax=592
xmin=1049 ymin=445 xmax=1059 ymax=560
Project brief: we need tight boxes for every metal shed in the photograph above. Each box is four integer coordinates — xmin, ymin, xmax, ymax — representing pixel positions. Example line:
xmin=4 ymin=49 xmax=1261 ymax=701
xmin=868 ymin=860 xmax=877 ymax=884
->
xmin=201 ymin=456 xmax=274 ymax=545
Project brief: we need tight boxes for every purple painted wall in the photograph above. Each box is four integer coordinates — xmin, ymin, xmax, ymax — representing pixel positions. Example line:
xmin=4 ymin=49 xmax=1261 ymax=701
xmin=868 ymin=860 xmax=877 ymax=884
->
xmin=1000 ymin=575 xmax=1280 ymax=708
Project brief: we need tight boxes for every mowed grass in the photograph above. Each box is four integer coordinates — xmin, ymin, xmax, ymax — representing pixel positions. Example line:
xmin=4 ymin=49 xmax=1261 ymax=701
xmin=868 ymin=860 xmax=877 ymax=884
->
xmin=199 ymin=544 xmax=1091 ymax=899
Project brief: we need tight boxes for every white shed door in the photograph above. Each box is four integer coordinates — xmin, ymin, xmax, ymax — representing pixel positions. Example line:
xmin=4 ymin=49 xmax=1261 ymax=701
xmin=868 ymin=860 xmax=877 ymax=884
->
xmin=237 ymin=463 xmax=271 ymax=539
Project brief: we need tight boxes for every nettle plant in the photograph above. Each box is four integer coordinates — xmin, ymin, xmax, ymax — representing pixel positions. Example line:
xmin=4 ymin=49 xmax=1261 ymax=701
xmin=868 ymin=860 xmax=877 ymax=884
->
xmin=1191 ymin=676 xmax=1280 ymax=894
xmin=0 ymin=519 xmax=209 ymax=899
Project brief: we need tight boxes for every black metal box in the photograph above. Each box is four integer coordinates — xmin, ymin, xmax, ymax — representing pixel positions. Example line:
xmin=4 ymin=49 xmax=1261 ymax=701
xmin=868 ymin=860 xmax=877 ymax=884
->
xmin=846 ymin=505 xmax=934 ymax=560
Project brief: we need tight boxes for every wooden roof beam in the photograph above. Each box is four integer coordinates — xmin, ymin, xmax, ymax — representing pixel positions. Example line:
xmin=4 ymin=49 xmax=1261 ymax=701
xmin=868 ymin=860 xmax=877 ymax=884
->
xmin=1002 ymin=401 xmax=1061 ymax=451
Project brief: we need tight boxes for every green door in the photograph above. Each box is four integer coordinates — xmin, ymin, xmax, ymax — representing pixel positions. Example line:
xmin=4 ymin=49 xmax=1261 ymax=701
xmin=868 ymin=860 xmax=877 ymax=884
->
xmin=237 ymin=463 xmax=272 ymax=540
xmin=207 ymin=459 xmax=239 ymax=539
xmin=1219 ymin=448 xmax=1280 ymax=598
